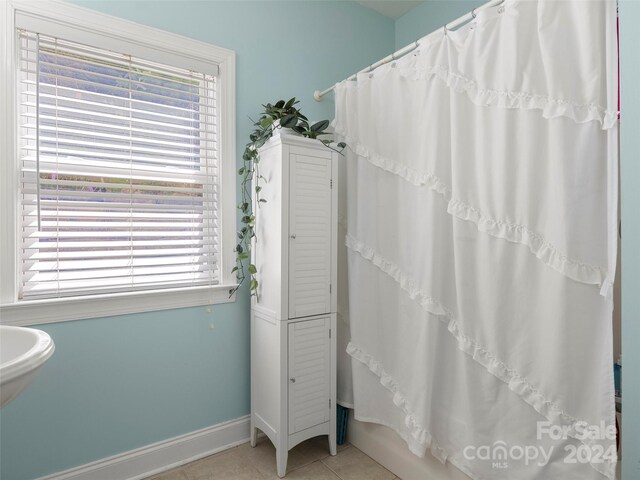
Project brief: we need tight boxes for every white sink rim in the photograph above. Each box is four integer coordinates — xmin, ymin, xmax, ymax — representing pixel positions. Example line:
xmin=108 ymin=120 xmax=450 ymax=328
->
xmin=0 ymin=325 xmax=55 ymax=385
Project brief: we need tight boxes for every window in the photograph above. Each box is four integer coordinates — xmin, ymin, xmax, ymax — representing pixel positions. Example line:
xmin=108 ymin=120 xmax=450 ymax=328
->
xmin=1 ymin=1 xmax=236 ymax=324
xmin=19 ymin=31 xmax=220 ymax=299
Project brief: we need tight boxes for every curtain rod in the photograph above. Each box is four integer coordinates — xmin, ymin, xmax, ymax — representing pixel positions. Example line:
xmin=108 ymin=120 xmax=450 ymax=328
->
xmin=313 ymin=0 xmax=505 ymax=101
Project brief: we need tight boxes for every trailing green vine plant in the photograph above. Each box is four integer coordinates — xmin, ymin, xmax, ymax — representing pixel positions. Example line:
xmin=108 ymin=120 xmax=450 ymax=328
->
xmin=229 ymin=98 xmax=346 ymax=297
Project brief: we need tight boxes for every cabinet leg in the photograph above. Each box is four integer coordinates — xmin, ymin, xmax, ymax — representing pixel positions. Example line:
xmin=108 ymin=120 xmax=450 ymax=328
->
xmin=250 ymin=424 xmax=258 ymax=448
xmin=329 ymin=431 xmax=337 ymax=456
xmin=249 ymin=415 xmax=257 ymax=447
xmin=276 ymin=447 xmax=288 ymax=478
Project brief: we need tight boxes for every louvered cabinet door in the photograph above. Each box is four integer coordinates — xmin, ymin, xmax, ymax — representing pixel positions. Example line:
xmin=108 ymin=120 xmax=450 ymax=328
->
xmin=288 ymin=154 xmax=333 ymax=319
xmin=288 ymin=317 xmax=331 ymax=435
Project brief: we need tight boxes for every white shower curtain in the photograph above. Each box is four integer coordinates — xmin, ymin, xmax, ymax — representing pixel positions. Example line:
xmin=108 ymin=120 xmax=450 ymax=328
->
xmin=334 ymin=1 xmax=618 ymax=479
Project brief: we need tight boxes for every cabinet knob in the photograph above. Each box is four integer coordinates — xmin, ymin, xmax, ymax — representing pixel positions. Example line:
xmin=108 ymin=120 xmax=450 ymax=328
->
xmin=290 ymin=377 xmax=296 ymax=383
xmin=290 ymin=234 xmax=296 ymax=239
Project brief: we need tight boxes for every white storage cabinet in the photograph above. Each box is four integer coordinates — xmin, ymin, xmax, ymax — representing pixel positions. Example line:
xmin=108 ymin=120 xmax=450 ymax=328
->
xmin=250 ymin=129 xmax=338 ymax=477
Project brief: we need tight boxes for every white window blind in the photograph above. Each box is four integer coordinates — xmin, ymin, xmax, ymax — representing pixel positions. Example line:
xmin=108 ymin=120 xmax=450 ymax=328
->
xmin=18 ymin=30 xmax=220 ymax=300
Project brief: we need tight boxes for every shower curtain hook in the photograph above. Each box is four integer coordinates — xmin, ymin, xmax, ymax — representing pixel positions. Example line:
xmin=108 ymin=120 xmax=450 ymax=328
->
xmin=469 ymin=8 xmax=478 ymax=30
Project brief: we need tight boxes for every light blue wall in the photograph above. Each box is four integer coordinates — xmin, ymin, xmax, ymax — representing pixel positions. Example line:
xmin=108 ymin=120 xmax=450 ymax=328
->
xmin=620 ymin=1 xmax=640 ymax=478
xmin=72 ymin=0 xmax=394 ymax=125
xmin=0 ymin=305 xmax=251 ymax=480
xmin=0 ymin=3 xmax=395 ymax=479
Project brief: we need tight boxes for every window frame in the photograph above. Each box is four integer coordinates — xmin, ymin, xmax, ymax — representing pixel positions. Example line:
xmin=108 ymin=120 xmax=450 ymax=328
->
xmin=0 ymin=0 xmax=237 ymax=326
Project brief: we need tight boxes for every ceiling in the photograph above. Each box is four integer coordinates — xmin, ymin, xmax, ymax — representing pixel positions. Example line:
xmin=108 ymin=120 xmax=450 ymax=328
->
xmin=356 ymin=1 xmax=424 ymax=19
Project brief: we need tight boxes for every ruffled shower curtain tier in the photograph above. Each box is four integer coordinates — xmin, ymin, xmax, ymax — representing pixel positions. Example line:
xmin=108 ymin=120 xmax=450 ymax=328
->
xmin=334 ymin=1 xmax=618 ymax=479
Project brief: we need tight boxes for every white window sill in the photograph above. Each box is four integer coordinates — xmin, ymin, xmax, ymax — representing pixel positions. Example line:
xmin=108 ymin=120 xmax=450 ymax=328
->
xmin=0 ymin=284 xmax=238 ymax=327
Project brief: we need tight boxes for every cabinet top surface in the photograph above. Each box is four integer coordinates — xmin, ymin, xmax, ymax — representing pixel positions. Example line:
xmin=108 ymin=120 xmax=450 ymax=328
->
xmin=261 ymin=128 xmax=336 ymax=151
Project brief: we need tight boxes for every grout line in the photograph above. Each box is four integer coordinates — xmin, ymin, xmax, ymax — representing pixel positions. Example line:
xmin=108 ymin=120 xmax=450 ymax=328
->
xmin=313 ymin=459 xmax=346 ymax=480
xmin=287 ymin=452 xmax=332 ymax=474
xmin=320 ymin=459 xmax=344 ymax=479
xmin=320 ymin=444 xmax=397 ymax=480
xmin=151 ymin=439 xmax=395 ymax=480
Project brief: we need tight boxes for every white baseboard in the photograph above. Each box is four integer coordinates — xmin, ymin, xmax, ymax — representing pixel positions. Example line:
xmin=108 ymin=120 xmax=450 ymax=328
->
xmin=346 ymin=411 xmax=470 ymax=480
xmin=36 ymin=416 xmax=251 ymax=480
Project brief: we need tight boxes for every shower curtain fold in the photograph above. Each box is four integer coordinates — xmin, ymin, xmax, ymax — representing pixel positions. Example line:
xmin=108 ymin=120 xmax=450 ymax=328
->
xmin=335 ymin=1 xmax=619 ymax=479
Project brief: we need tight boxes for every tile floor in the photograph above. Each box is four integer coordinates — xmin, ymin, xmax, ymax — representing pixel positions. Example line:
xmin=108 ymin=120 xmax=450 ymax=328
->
xmin=146 ymin=436 xmax=398 ymax=480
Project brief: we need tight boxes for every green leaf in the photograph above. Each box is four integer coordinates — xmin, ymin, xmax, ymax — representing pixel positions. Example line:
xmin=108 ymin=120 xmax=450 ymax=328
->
xmin=280 ymin=114 xmax=297 ymax=128
xmin=250 ymin=278 xmax=258 ymax=291
xmin=259 ymin=198 xmax=267 ymax=203
xmin=274 ymin=100 xmax=285 ymax=108
xmin=255 ymin=186 xmax=262 ymax=193
xmin=238 ymin=252 xmax=249 ymax=260
xmin=284 ymin=97 xmax=296 ymax=109
xmin=231 ymin=266 xmax=238 ymax=273
xmin=310 ymin=120 xmax=330 ymax=132
xmin=337 ymin=142 xmax=347 ymax=148
xmin=248 ymin=264 xmax=257 ymax=274
xmin=259 ymin=116 xmax=274 ymax=128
